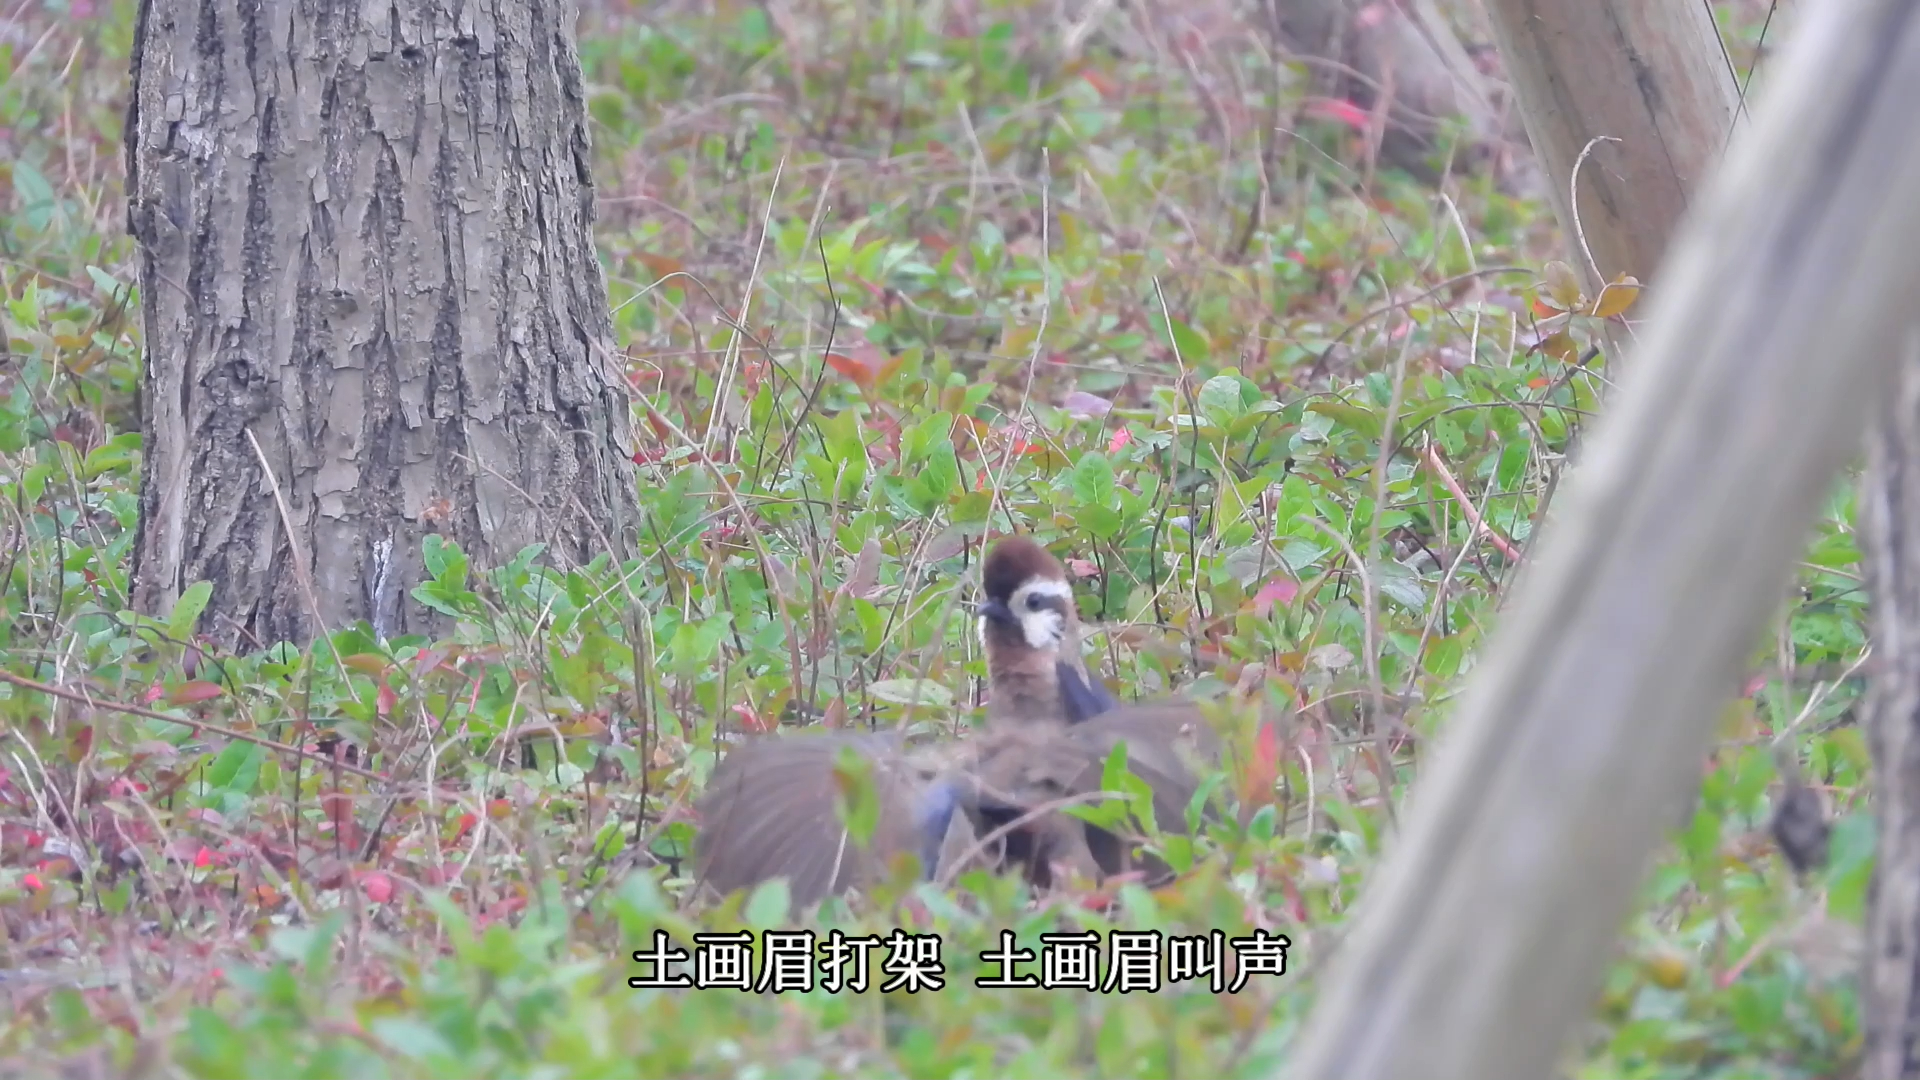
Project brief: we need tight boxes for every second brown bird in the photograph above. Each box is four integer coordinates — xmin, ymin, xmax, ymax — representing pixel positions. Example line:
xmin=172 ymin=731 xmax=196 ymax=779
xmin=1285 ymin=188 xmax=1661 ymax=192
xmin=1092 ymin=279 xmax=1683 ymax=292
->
xmin=691 ymin=536 xmax=1222 ymax=914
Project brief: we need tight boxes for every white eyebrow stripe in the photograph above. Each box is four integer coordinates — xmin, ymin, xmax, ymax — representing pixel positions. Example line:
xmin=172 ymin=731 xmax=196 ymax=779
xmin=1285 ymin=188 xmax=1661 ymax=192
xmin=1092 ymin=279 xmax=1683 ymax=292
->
xmin=1014 ymin=578 xmax=1073 ymax=603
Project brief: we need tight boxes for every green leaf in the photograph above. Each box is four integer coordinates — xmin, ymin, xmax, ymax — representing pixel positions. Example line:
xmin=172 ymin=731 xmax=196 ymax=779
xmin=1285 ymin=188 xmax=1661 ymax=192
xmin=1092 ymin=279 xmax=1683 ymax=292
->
xmin=1246 ymin=803 xmax=1277 ymax=843
xmin=1080 ymin=504 xmax=1123 ymax=541
xmin=868 ymin=679 xmax=954 ymax=708
xmin=422 ymin=534 xmax=448 ymax=580
xmin=1424 ymin=634 xmax=1466 ymax=679
xmin=902 ymin=411 xmax=951 ymax=465
xmin=85 ymin=265 xmax=127 ymax=302
xmin=1372 ymin=558 xmax=1426 ymax=612
xmin=205 ymin=739 xmax=257 ymax=791
xmin=1306 ymin=400 xmax=1383 ymax=441
xmin=1826 ymin=811 xmax=1876 ymax=922
xmin=1495 ymin=439 xmax=1530 ymax=490
xmin=371 ymin=1017 xmax=457 ymax=1062
xmin=1099 ymin=742 xmax=1154 ymax=822
xmin=1071 ymin=451 xmax=1115 ymax=508
xmin=1165 ymin=317 xmax=1211 ymax=362
xmin=920 ymin=440 xmax=960 ymax=505
xmin=952 ymin=490 xmax=992 ymax=523
xmin=1398 ymin=397 xmax=1455 ymax=435
xmin=1365 ymin=371 xmax=1393 ymax=408
xmin=11 ymin=159 xmax=54 ymax=229
xmin=1197 ymin=375 xmax=1246 ymax=427
xmin=412 ymin=582 xmax=464 ymax=618
xmin=833 ymin=745 xmax=883 ymax=848
xmin=744 ymin=878 xmax=792 ymax=928
xmin=168 ymin=581 xmax=214 ymax=641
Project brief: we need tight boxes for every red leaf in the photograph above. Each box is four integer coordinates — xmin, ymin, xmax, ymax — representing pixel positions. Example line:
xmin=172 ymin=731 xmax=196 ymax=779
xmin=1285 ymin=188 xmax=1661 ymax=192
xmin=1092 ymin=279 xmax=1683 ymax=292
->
xmin=376 ymin=680 xmax=398 ymax=720
xmin=1078 ymin=68 xmax=1120 ymax=100
xmin=1252 ymin=576 xmax=1300 ymax=617
xmin=412 ymin=648 xmax=452 ymax=677
xmin=1066 ymin=559 xmax=1101 ymax=578
xmin=733 ymin=703 xmax=773 ymax=733
xmin=360 ymin=871 xmax=394 ymax=904
xmin=635 ymin=251 xmax=684 ymax=280
xmin=1303 ymin=96 xmax=1370 ymax=132
xmin=194 ymin=846 xmax=213 ymax=869
xmin=823 ymin=344 xmax=900 ymax=392
xmin=1255 ymin=720 xmax=1280 ymax=774
xmin=22 ymin=872 xmax=42 ymax=892
xmin=167 ymin=681 xmax=225 ymax=705
xmin=141 ymin=682 xmax=165 ymax=705
xmin=109 ymin=776 xmax=148 ymax=798
xmin=1107 ymin=427 xmax=1133 ymax=454
xmin=824 ymin=352 xmax=868 ymax=384
xmin=67 ymin=724 xmax=93 ymax=763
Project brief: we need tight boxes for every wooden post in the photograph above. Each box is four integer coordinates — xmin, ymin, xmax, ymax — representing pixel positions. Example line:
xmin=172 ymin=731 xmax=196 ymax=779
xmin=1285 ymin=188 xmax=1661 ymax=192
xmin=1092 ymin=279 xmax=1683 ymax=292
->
xmin=1481 ymin=0 xmax=1740 ymax=294
xmin=1284 ymin=3 xmax=1920 ymax=1078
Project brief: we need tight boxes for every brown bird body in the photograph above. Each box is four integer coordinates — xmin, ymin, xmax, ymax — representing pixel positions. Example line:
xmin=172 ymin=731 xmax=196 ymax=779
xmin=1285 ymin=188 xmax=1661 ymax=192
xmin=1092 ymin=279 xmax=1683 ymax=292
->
xmin=691 ymin=535 xmax=1217 ymax=914
xmin=693 ymin=704 xmax=1219 ymax=911
xmin=692 ymin=730 xmax=974 ymax=911
xmin=956 ymin=703 xmax=1220 ymax=890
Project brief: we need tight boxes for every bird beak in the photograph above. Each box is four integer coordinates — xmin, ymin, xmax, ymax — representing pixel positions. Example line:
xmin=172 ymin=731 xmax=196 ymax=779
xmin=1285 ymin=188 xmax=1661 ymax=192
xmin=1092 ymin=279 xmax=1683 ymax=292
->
xmin=979 ymin=599 xmax=1015 ymax=625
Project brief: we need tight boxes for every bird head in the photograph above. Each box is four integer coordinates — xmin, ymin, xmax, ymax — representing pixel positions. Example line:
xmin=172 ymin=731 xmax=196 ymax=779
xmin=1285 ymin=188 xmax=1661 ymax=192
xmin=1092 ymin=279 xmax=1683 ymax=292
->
xmin=978 ymin=535 xmax=1076 ymax=657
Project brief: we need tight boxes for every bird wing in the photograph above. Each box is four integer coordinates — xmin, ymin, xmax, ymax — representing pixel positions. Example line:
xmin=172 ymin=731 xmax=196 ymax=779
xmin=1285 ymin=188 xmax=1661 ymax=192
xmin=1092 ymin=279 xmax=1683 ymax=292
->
xmin=1056 ymin=660 xmax=1119 ymax=724
xmin=954 ymin=705 xmax=1222 ymax=886
xmin=694 ymin=731 xmax=948 ymax=913
xmin=1067 ymin=703 xmax=1222 ymax=830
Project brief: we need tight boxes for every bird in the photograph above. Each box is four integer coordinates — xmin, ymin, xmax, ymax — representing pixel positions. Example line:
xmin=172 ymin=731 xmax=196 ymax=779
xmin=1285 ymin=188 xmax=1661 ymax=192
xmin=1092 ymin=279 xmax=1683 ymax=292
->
xmin=690 ymin=728 xmax=979 ymax=911
xmin=975 ymin=535 xmax=1118 ymax=725
xmin=692 ymin=703 xmax=1221 ymax=911
xmin=690 ymin=535 xmax=1221 ymax=914
xmin=948 ymin=701 xmax=1221 ymax=891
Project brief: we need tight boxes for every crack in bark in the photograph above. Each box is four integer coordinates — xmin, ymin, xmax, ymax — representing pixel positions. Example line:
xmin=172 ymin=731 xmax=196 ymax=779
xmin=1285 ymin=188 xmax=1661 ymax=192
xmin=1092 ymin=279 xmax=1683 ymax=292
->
xmin=128 ymin=0 xmax=636 ymax=648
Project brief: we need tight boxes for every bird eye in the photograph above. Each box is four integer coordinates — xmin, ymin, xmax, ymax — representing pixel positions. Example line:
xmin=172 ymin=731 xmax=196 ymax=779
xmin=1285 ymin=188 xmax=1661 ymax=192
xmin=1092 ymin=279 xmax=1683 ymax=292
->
xmin=1026 ymin=594 xmax=1044 ymax=610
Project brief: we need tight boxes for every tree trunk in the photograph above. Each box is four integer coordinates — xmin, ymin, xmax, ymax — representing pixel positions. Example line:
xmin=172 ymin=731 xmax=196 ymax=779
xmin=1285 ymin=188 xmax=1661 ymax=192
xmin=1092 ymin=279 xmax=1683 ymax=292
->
xmin=1284 ymin=1 xmax=1920 ymax=1076
xmin=1273 ymin=0 xmax=1521 ymax=183
xmin=1863 ymin=335 xmax=1920 ymax=1079
xmin=124 ymin=0 xmax=635 ymax=649
xmin=1479 ymin=0 xmax=1740 ymax=295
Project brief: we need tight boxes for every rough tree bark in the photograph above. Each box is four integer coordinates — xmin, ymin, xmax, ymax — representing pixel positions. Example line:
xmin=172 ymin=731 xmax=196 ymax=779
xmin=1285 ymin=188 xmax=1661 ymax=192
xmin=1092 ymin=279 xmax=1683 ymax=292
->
xmin=1272 ymin=0 xmax=1519 ymax=182
xmin=1864 ymin=340 xmax=1920 ymax=1078
xmin=124 ymin=0 xmax=636 ymax=649
xmin=1284 ymin=0 xmax=1920 ymax=1076
xmin=1478 ymin=0 xmax=1740 ymax=295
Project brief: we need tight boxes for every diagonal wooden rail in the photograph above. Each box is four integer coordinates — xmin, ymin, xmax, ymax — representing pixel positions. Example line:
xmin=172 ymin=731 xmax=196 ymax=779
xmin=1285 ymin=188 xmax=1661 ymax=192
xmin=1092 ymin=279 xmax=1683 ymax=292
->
xmin=1285 ymin=1 xmax=1920 ymax=1077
